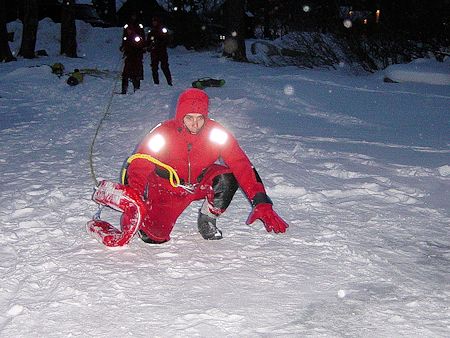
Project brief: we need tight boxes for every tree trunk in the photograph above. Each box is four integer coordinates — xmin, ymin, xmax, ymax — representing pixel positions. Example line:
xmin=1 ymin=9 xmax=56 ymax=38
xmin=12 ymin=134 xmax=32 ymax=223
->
xmin=18 ymin=0 xmax=38 ymax=58
xmin=222 ymin=0 xmax=247 ymax=62
xmin=106 ymin=0 xmax=116 ymax=25
xmin=60 ymin=0 xmax=77 ymax=57
xmin=0 ymin=0 xmax=16 ymax=62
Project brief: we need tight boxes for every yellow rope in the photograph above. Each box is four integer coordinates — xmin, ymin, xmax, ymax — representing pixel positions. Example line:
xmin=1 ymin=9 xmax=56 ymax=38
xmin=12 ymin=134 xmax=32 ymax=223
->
xmin=121 ymin=153 xmax=180 ymax=188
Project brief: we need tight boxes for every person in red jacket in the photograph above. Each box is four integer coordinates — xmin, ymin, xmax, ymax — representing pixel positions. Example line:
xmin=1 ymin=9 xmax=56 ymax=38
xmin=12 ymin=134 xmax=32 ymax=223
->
xmin=146 ymin=16 xmax=172 ymax=86
xmin=124 ymin=88 xmax=288 ymax=244
xmin=120 ymin=14 xmax=146 ymax=94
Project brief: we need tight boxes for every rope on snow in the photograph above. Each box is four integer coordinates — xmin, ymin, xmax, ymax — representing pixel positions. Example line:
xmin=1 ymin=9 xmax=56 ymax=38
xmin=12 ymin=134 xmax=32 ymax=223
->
xmin=88 ymin=57 xmax=123 ymax=186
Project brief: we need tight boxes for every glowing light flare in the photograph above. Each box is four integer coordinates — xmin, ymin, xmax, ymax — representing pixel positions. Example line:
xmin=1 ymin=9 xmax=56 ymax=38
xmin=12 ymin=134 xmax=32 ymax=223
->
xmin=209 ymin=128 xmax=228 ymax=145
xmin=162 ymin=27 xmax=168 ymax=34
xmin=139 ymin=24 xmax=143 ymax=29
xmin=343 ymin=19 xmax=352 ymax=28
xmin=147 ymin=134 xmax=166 ymax=153
xmin=223 ymin=38 xmax=238 ymax=54
xmin=231 ymin=31 xmax=237 ymax=37
xmin=134 ymin=36 xmax=141 ymax=42
xmin=283 ymin=85 xmax=294 ymax=96
xmin=124 ymin=24 xmax=128 ymax=29
xmin=303 ymin=5 xmax=310 ymax=13
xmin=123 ymin=37 xmax=127 ymax=41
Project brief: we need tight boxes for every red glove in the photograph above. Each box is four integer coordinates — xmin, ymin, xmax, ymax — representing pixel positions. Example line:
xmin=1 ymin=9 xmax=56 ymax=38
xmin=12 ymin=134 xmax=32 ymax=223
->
xmin=246 ymin=203 xmax=289 ymax=233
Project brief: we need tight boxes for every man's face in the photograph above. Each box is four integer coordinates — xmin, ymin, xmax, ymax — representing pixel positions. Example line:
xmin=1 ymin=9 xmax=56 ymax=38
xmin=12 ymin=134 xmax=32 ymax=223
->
xmin=183 ymin=113 xmax=205 ymax=134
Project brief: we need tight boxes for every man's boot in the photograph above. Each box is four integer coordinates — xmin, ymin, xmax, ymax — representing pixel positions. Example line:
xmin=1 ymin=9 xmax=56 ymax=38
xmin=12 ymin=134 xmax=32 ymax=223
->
xmin=152 ymin=70 xmax=159 ymax=84
xmin=197 ymin=212 xmax=222 ymax=240
xmin=121 ymin=78 xmax=128 ymax=94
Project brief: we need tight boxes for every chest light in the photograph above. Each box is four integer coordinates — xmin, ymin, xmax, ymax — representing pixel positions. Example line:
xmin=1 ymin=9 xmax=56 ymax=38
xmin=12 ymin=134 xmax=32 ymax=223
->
xmin=209 ymin=128 xmax=228 ymax=145
xmin=147 ymin=134 xmax=166 ymax=153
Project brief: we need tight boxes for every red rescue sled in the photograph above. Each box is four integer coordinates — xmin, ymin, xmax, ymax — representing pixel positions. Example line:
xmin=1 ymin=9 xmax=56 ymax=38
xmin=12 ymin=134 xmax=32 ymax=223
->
xmin=87 ymin=180 xmax=146 ymax=247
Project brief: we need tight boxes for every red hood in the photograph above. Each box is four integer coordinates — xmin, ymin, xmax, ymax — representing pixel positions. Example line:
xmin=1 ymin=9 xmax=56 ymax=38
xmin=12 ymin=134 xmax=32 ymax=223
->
xmin=175 ymin=88 xmax=209 ymax=122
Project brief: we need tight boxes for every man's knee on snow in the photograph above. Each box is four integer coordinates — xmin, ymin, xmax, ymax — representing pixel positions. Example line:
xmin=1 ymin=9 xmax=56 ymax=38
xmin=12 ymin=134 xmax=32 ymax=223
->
xmin=208 ymin=173 xmax=238 ymax=215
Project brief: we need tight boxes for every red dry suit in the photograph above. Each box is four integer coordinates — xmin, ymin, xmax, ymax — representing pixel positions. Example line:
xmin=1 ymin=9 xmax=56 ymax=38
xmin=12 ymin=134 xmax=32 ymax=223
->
xmin=126 ymin=88 xmax=267 ymax=242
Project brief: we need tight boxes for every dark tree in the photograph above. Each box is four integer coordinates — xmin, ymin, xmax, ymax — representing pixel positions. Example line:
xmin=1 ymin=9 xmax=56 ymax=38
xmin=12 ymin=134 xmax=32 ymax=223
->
xmin=60 ymin=0 xmax=77 ymax=57
xmin=92 ymin=0 xmax=117 ymax=25
xmin=222 ymin=0 xmax=247 ymax=61
xmin=378 ymin=0 xmax=450 ymax=42
xmin=0 ymin=0 xmax=15 ymax=62
xmin=18 ymin=0 xmax=38 ymax=58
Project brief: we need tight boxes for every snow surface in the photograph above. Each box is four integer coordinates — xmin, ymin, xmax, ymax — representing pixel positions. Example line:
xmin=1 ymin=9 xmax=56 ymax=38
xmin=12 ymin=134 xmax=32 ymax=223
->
xmin=1 ymin=19 xmax=450 ymax=337
xmin=384 ymin=58 xmax=450 ymax=85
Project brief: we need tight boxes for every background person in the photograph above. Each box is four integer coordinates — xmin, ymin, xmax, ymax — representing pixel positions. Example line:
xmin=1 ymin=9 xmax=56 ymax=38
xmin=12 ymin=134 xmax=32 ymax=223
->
xmin=146 ymin=16 xmax=172 ymax=86
xmin=120 ymin=14 xmax=145 ymax=94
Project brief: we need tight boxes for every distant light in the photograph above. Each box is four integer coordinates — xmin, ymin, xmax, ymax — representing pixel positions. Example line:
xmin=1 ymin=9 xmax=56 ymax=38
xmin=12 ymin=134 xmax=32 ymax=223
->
xmin=134 ymin=36 xmax=141 ymax=42
xmin=162 ymin=27 xmax=168 ymax=34
xmin=343 ymin=19 xmax=352 ymax=28
xmin=363 ymin=19 xmax=368 ymax=25
xmin=219 ymin=35 xmax=226 ymax=41
xmin=201 ymin=25 xmax=206 ymax=31
xmin=284 ymin=85 xmax=294 ymax=96
xmin=223 ymin=38 xmax=238 ymax=53
xmin=338 ymin=290 xmax=346 ymax=298
xmin=173 ymin=6 xmax=178 ymax=11
xmin=231 ymin=31 xmax=237 ymax=37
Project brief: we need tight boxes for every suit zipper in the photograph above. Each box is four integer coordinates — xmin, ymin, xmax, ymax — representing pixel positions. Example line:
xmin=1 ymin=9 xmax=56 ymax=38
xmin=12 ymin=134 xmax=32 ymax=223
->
xmin=187 ymin=143 xmax=192 ymax=184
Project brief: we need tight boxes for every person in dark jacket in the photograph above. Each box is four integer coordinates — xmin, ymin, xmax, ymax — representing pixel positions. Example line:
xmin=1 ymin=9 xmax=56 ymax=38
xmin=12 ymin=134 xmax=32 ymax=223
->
xmin=146 ymin=16 xmax=172 ymax=86
xmin=120 ymin=14 xmax=145 ymax=94
xmin=124 ymin=88 xmax=288 ymax=243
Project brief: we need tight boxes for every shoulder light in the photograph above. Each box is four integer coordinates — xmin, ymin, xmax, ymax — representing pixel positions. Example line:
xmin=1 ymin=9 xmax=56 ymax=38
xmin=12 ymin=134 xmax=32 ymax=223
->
xmin=209 ymin=128 xmax=228 ymax=145
xmin=139 ymin=24 xmax=143 ymax=29
xmin=123 ymin=24 xmax=128 ymax=29
xmin=147 ymin=134 xmax=166 ymax=153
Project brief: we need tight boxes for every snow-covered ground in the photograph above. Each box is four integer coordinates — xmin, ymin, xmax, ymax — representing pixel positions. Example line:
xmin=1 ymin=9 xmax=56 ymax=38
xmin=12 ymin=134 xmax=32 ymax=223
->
xmin=1 ymin=19 xmax=449 ymax=337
